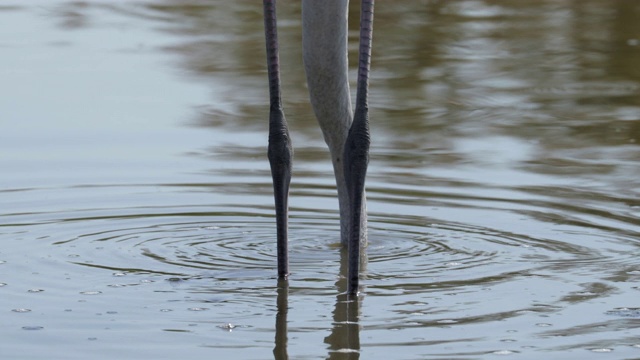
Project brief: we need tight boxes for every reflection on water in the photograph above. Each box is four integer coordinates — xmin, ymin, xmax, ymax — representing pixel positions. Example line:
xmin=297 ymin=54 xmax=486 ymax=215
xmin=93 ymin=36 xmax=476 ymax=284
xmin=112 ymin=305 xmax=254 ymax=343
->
xmin=1 ymin=0 xmax=640 ymax=359
xmin=274 ymin=279 xmax=289 ymax=359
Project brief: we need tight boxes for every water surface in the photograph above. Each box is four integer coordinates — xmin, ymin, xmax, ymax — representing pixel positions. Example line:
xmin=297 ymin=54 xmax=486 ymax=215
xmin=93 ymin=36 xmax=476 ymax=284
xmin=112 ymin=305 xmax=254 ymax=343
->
xmin=1 ymin=1 xmax=640 ymax=359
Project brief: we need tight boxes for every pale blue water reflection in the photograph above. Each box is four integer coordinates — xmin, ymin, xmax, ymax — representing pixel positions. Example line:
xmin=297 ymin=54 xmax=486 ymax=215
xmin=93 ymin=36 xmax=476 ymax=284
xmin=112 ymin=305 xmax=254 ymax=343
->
xmin=1 ymin=1 xmax=640 ymax=359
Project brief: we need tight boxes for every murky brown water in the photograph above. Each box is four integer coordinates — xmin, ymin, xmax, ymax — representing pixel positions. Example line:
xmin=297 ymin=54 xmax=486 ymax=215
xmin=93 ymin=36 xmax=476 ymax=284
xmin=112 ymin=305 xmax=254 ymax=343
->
xmin=1 ymin=1 xmax=640 ymax=359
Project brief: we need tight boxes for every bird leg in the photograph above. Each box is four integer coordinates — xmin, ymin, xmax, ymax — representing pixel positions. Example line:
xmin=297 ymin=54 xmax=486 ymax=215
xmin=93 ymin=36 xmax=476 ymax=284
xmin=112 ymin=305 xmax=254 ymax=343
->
xmin=264 ymin=0 xmax=293 ymax=279
xmin=343 ymin=0 xmax=374 ymax=295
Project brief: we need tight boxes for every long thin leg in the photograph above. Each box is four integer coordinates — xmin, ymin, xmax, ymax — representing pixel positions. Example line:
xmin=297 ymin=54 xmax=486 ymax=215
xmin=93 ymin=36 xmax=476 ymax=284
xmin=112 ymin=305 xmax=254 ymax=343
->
xmin=343 ymin=0 xmax=374 ymax=295
xmin=264 ymin=0 xmax=293 ymax=279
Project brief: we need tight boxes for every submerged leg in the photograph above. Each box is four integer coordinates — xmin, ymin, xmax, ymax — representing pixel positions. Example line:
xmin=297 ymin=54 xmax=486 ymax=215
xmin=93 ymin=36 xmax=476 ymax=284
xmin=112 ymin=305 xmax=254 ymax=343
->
xmin=264 ymin=0 xmax=293 ymax=279
xmin=344 ymin=0 xmax=374 ymax=295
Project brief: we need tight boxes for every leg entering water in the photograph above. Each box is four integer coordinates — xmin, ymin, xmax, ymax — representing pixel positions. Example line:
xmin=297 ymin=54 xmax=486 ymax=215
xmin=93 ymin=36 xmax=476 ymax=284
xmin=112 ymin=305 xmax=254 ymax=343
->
xmin=263 ymin=0 xmax=293 ymax=279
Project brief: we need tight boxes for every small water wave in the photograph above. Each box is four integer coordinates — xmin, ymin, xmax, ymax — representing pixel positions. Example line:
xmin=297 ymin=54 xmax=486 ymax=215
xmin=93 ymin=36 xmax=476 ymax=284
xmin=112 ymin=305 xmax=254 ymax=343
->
xmin=3 ymin=178 xmax=637 ymax=291
xmin=2 ymin=175 xmax=638 ymax=357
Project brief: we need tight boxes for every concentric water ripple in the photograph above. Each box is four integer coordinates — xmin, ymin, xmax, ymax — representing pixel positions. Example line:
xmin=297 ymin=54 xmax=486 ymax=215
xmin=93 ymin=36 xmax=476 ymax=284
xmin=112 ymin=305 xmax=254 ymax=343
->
xmin=2 ymin=172 xmax=639 ymax=359
xmin=5 ymin=181 xmax=634 ymax=305
xmin=15 ymin=199 xmax=550 ymax=291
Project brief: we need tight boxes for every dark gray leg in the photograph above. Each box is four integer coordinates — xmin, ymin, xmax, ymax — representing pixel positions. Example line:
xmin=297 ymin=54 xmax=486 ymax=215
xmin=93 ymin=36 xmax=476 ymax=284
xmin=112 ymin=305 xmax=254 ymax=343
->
xmin=264 ymin=0 xmax=293 ymax=279
xmin=343 ymin=0 xmax=374 ymax=295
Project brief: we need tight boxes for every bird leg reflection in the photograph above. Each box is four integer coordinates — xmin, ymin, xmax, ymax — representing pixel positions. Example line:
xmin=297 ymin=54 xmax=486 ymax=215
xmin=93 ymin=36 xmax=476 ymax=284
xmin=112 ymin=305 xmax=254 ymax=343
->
xmin=325 ymin=246 xmax=362 ymax=358
xmin=273 ymin=279 xmax=289 ymax=360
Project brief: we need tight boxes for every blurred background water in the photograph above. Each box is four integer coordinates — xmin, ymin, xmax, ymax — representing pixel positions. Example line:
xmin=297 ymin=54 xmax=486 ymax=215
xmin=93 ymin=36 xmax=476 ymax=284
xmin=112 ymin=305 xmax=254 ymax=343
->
xmin=1 ymin=1 xmax=639 ymax=359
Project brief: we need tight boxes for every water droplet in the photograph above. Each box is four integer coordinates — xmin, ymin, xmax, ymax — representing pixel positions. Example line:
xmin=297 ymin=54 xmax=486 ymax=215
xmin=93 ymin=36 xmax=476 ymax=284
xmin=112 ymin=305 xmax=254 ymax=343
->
xmin=207 ymin=226 xmax=220 ymax=230
xmin=112 ymin=272 xmax=126 ymax=277
xmin=501 ymin=339 xmax=517 ymax=343
xmin=590 ymin=348 xmax=613 ymax=353
xmin=445 ymin=262 xmax=460 ymax=267
xmin=0 ymin=283 xmax=7 ymax=287
xmin=107 ymin=284 xmax=126 ymax=288
xmin=218 ymin=323 xmax=236 ymax=330
xmin=28 ymin=289 xmax=44 ymax=293
xmin=160 ymin=309 xmax=173 ymax=312
xmin=0 ymin=260 xmax=6 ymax=264
xmin=536 ymin=323 xmax=552 ymax=327
xmin=22 ymin=326 xmax=44 ymax=331
xmin=12 ymin=308 xmax=31 ymax=313
xmin=492 ymin=350 xmax=516 ymax=355
xmin=628 ymin=39 xmax=639 ymax=46
xmin=80 ymin=291 xmax=102 ymax=295
xmin=437 ymin=319 xmax=458 ymax=324
xmin=187 ymin=307 xmax=209 ymax=312
xmin=631 ymin=344 xmax=640 ymax=348
xmin=140 ymin=279 xmax=154 ymax=284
